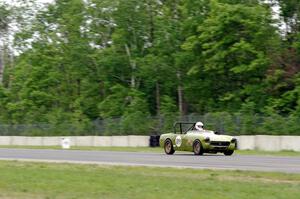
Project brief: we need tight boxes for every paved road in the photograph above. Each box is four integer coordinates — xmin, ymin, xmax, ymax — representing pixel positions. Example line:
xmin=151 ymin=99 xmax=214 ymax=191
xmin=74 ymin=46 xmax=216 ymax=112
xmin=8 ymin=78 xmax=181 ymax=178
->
xmin=0 ymin=148 xmax=299 ymax=173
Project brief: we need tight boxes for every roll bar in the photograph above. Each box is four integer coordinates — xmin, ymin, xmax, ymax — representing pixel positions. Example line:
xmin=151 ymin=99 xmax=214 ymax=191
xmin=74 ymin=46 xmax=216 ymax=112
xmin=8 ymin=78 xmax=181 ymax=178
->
xmin=173 ymin=122 xmax=196 ymax=134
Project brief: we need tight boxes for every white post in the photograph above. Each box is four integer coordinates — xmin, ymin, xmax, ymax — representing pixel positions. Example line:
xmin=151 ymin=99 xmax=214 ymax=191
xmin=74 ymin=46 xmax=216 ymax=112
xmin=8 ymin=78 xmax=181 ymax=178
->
xmin=61 ymin=138 xmax=71 ymax=149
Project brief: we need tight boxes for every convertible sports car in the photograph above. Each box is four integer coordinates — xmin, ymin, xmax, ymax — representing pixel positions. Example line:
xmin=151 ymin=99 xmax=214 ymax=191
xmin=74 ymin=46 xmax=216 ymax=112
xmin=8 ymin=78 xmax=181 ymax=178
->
xmin=159 ymin=122 xmax=237 ymax=156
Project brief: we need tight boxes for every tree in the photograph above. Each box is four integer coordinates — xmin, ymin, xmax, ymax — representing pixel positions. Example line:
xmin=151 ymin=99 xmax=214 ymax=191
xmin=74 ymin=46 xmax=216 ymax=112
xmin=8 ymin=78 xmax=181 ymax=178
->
xmin=3 ymin=0 xmax=300 ymax=136
xmin=277 ymin=0 xmax=300 ymax=43
xmin=6 ymin=0 xmax=99 ymax=124
xmin=183 ymin=0 xmax=278 ymax=113
xmin=121 ymin=89 xmax=151 ymax=135
xmin=0 ymin=3 xmax=11 ymax=84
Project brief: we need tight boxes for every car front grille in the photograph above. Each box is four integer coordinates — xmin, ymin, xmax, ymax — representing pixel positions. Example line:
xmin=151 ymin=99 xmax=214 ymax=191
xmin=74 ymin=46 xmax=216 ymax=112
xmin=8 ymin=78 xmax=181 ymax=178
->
xmin=210 ymin=141 xmax=230 ymax=147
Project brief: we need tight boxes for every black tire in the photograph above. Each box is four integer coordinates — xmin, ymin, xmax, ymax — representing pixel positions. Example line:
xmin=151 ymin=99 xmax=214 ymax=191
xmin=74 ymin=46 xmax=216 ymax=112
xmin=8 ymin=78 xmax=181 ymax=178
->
xmin=193 ymin=140 xmax=203 ymax=155
xmin=164 ymin=139 xmax=175 ymax=155
xmin=224 ymin=150 xmax=234 ymax=156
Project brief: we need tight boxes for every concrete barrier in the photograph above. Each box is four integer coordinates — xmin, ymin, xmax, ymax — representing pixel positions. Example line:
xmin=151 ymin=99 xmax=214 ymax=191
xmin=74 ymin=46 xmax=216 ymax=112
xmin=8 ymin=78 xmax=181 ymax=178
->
xmin=236 ymin=135 xmax=300 ymax=151
xmin=25 ymin=137 xmax=43 ymax=146
xmin=255 ymin=135 xmax=281 ymax=151
xmin=0 ymin=135 xmax=299 ymax=151
xmin=280 ymin=136 xmax=300 ymax=151
xmin=111 ymin=136 xmax=129 ymax=147
xmin=42 ymin=137 xmax=61 ymax=146
xmin=93 ymin=136 xmax=112 ymax=147
xmin=73 ymin=136 xmax=94 ymax=146
xmin=128 ymin=136 xmax=149 ymax=147
xmin=236 ymin=136 xmax=255 ymax=150
xmin=0 ymin=136 xmax=11 ymax=145
xmin=11 ymin=136 xmax=27 ymax=145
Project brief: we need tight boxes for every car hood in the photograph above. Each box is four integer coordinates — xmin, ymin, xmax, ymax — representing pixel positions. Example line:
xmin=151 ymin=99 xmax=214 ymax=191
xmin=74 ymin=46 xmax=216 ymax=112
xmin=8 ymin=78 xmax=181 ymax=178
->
xmin=201 ymin=132 xmax=233 ymax=142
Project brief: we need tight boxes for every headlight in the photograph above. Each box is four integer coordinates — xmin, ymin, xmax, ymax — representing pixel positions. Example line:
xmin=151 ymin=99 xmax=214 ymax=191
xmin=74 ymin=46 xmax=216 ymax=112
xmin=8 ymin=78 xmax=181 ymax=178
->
xmin=204 ymin=137 xmax=210 ymax=143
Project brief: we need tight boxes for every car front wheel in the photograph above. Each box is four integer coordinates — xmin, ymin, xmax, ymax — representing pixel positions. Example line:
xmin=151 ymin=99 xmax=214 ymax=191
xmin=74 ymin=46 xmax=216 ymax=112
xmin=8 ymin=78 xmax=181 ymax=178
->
xmin=193 ymin=140 xmax=203 ymax=155
xmin=164 ymin=139 xmax=175 ymax=155
xmin=224 ymin=150 xmax=234 ymax=156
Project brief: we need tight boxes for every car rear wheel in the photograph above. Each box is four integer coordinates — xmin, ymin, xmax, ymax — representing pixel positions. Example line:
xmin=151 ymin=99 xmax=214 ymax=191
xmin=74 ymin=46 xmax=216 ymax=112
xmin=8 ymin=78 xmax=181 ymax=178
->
xmin=224 ymin=150 xmax=234 ymax=156
xmin=164 ymin=139 xmax=175 ymax=155
xmin=193 ymin=140 xmax=203 ymax=155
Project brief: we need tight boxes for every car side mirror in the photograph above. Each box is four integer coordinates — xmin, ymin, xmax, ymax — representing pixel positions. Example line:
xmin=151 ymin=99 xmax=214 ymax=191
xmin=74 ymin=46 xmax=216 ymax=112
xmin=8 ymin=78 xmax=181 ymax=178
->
xmin=215 ymin=131 xmax=220 ymax=135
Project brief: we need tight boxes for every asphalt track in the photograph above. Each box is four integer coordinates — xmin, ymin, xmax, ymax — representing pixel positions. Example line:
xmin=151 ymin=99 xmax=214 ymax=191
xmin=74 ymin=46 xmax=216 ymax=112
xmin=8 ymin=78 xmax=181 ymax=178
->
xmin=0 ymin=148 xmax=300 ymax=173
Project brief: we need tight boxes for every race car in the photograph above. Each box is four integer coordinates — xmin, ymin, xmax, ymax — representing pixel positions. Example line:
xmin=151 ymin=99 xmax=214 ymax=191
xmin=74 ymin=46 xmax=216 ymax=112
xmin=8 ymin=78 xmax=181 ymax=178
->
xmin=159 ymin=122 xmax=237 ymax=156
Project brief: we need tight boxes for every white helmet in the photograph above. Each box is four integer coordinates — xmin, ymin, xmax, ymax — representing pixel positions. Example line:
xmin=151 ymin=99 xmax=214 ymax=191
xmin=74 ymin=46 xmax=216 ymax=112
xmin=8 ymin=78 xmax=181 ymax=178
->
xmin=195 ymin=121 xmax=204 ymax=131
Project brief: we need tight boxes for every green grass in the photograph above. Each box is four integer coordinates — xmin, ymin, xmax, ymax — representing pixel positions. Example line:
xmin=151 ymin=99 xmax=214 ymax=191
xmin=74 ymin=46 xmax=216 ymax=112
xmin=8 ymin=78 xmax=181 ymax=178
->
xmin=1 ymin=145 xmax=300 ymax=156
xmin=0 ymin=161 xmax=299 ymax=199
xmin=235 ymin=149 xmax=300 ymax=156
xmin=0 ymin=145 xmax=162 ymax=152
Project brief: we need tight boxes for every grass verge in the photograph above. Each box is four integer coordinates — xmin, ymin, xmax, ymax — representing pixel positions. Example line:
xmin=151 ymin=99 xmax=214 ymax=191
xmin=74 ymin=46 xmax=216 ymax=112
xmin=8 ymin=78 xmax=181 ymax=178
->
xmin=235 ymin=149 xmax=300 ymax=156
xmin=0 ymin=160 xmax=299 ymax=199
xmin=0 ymin=145 xmax=162 ymax=152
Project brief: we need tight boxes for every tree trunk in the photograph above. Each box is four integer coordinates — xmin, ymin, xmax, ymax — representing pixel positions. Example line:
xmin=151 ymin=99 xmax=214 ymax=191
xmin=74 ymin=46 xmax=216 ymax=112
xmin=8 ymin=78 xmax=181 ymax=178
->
xmin=125 ymin=44 xmax=136 ymax=88
xmin=130 ymin=61 xmax=136 ymax=88
xmin=146 ymin=0 xmax=155 ymax=44
xmin=77 ymin=79 xmax=81 ymax=96
xmin=177 ymin=71 xmax=183 ymax=116
xmin=156 ymin=81 xmax=160 ymax=115
xmin=0 ymin=48 xmax=4 ymax=84
xmin=99 ymin=80 xmax=105 ymax=98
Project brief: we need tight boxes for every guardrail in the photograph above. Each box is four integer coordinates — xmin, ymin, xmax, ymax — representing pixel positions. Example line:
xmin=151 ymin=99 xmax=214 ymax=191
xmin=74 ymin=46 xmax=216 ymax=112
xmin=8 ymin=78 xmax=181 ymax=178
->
xmin=0 ymin=135 xmax=299 ymax=151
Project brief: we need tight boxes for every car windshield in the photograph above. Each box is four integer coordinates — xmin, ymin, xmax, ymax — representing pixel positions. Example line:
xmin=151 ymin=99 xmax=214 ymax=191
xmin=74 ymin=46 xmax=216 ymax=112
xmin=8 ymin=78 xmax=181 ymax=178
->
xmin=174 ymin=122 xmax=216 ymax=134
xmin=191 ymin=129 xmax=215 ymax=134
xmin=174 ymin=122 xmax=197 ymax=134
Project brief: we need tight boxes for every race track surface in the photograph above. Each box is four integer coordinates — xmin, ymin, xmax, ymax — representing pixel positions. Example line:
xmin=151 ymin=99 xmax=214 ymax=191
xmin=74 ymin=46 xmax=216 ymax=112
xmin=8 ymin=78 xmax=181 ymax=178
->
xmin=0 ymin=148 xmax=299 ymax=173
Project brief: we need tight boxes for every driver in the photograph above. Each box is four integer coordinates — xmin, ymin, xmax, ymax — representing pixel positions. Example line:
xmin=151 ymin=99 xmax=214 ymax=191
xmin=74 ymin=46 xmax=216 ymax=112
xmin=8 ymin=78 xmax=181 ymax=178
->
xmin=195 ymin=121 xmax=204 ymax=131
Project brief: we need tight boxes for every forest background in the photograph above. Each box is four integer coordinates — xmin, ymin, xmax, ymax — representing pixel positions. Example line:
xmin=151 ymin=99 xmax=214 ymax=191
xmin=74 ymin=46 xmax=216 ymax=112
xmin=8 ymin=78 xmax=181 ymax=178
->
xmin=1 ymin=0 xmax=300 ymax=136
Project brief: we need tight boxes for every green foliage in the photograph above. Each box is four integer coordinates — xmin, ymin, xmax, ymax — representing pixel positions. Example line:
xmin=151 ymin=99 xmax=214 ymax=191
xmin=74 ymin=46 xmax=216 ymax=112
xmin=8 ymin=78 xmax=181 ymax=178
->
xmin=120 ymin=89 xmax=151 ymax=135
xmin=160 ymin=95 xmax=179 ymax=132
xmin=99 ymin=86 xmax=151 ymax=135
xmin=98 ymin=85 xmax=129 ymax=118
xmin=1 ymin=0 xmax=300 ymax=135
xmin=0 ymin=4 xmax=10 ymax=32
xmin=184 ymin=1 xmax=277 ymax=112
